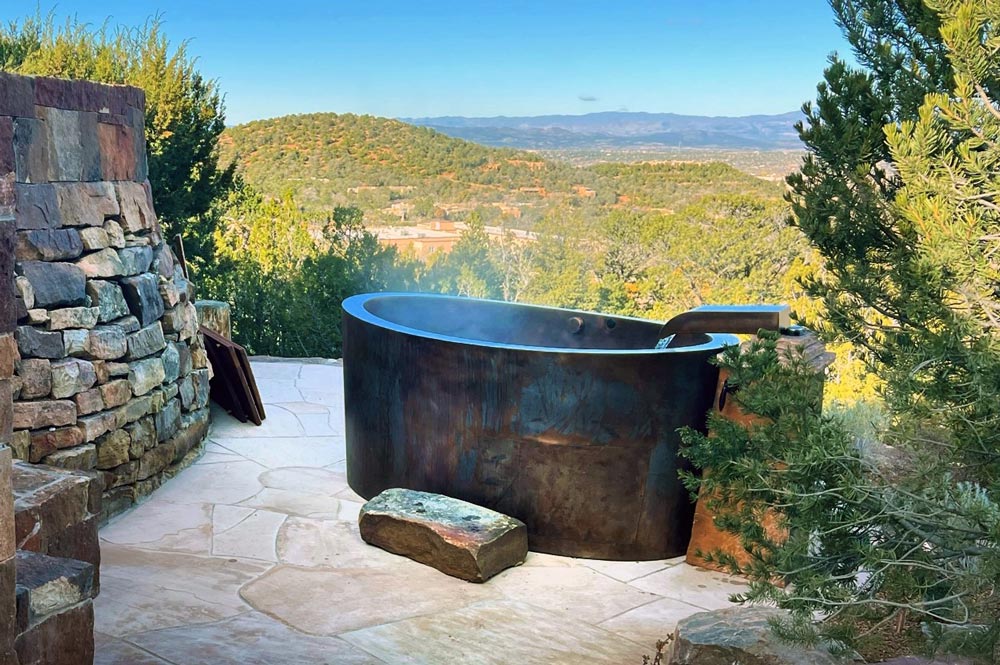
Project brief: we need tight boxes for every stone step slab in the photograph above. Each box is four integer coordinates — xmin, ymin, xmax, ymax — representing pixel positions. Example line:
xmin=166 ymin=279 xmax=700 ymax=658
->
xmin=11 ymin=461 xmax=94 ymax=551
xmin=14 ymin=599 xmax=94 ymax=665
xmin=359 ymin=488 xmax=528 ymax=583
xmin=14 ymin=550 xmax=94 ymax=629
xmin=666 ymin=608 xmax=845 ymax=665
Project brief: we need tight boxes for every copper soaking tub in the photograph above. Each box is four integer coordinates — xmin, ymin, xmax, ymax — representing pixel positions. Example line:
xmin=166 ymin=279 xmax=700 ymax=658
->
xmin=342 ymin=293 xmax=739 ymax=560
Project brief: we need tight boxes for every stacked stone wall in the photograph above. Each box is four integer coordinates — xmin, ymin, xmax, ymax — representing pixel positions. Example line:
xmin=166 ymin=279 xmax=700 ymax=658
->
xmin=0 ymin=72 xmax=210 ymax=520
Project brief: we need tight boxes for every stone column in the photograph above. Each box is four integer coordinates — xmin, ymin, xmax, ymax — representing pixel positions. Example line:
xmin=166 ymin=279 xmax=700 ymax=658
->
xmin=1 ymin=72 xmax=211 ymax=521
xmin=0 ymin=121 xmax=19 ymax=664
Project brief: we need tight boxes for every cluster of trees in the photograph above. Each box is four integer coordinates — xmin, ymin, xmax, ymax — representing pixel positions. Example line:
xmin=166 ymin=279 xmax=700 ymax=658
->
xmin=419 ymin=195 xmax=806 ymax=316
xmin=683 ymin=0 xmax=1000 ymax=660
xmin=204 ymin=188 xmax=411 ymax=356
xmin=589 ymin=161 xmax=781 ymax=209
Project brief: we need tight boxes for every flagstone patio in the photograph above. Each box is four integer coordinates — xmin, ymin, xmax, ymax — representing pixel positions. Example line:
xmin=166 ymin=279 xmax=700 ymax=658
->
xmin=93 ymin=358 xmax=747 ymax=665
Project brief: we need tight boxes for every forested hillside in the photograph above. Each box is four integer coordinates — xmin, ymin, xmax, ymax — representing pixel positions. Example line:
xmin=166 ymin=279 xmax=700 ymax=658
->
xmin=220 ymin=112 xmax=784 ymax=226
xmin=219 ymin=113 xmax=605 ymax=217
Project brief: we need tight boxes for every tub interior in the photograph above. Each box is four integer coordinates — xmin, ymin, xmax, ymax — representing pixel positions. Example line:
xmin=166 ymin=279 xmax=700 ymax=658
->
xmin=362 ymin=294 xmax=710 ymax=351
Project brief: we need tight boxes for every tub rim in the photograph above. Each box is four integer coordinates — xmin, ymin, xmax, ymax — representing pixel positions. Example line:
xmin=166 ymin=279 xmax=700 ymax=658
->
xmin=342 ymin=292 xmax=739 ymax=356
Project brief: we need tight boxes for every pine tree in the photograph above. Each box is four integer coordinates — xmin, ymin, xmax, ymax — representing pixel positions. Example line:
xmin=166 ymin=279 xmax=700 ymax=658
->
xmin=695 ymin=0 xmax=1000 ymax=657
xmin=787 ymin=0 xmax=1000 ymax=475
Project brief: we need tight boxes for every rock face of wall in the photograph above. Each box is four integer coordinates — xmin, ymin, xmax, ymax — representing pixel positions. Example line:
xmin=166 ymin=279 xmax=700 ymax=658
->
xmin=0 ymin=72 xmax=211 ymax=520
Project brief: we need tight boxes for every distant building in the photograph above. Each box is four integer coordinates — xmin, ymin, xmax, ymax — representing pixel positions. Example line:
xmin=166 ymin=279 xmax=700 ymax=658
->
xmin=370 ymin=220 xmax=461 ymax=258
xmin=370 ymin=219 xmax=536 ymax=258
xmin=573 ymin=185 xmax=597 ymax=198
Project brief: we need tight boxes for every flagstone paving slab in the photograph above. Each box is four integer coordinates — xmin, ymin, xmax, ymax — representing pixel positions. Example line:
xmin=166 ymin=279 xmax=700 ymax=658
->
xmin=210 ymin=403 xmax=305 ymax=438
xmin=341 ymin=599 xmax=649 ymax=665
xmin=277 ymin=517 xmax=408 ymax=569
xmin=212 ymin=435 xmax=346 ymax=468
xmin=239 ymin=486 xmax=360 ymax=519
xmin=148 ymin=458 xmax=265 ymax=506
xmin=598 ymin=596 xmax=710 ymax=647
xmin=95 ymin=358 xmax=743 ymax=665
xmin=94 ymin=545 xmax=270 ymax=637
xmin=94 ymin=633 xmax=172 ymax=665
xmin=241 ymin=563 xmax=503 ymax=635
xmin=126 ymin=611 xmax=381 ymax=665
xmin=489 ymin=563 xmax=662 ymax=624
xmin=211 ymin=508 xmax=286 ymax=561
xmin=578 ymin=557 xmax=677 ymax=583
xmin=100 ymin=500 xmax=213 ymax=555
xmin=627 ymin=562 xmax=750 ymax=610
xmin=258 ymin=465 xmax=349 ymax=495
xmin=245 ymin=360 xmax=303 ymax=381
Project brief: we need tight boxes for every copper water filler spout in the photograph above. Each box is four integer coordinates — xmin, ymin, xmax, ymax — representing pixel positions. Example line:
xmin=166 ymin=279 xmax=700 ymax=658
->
xmin=657 ymin=304 xmax=792 ymax=348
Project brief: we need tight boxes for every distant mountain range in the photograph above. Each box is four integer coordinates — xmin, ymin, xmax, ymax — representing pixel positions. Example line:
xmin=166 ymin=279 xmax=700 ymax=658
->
xmin=402 ymin=111 xmax=805 ymax=151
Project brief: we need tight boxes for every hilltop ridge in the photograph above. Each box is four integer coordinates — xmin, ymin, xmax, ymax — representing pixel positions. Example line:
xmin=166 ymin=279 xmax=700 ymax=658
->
xmin=219 ymin=112 xmax=783 ymax=225
xmin=403 ymin=110 xmax=805 ymax=150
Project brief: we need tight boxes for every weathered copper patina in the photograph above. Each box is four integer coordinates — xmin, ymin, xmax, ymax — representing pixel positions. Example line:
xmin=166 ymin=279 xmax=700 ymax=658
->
xmin=342 ymin=293 xmax=739 ymax=560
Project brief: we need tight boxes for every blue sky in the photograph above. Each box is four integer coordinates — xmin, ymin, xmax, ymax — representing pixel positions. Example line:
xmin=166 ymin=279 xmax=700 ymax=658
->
xmin=3 ymin=1 xmax=854 ymax=124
